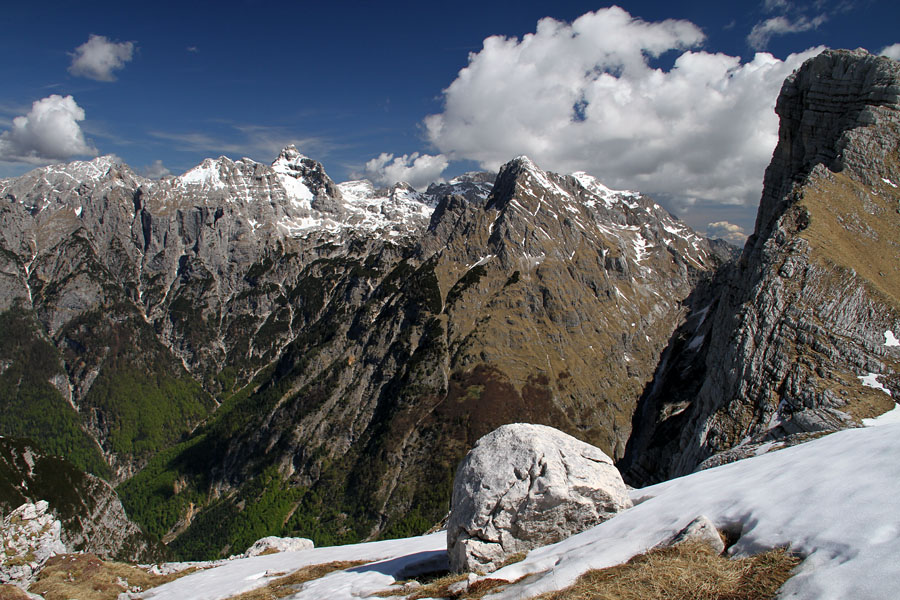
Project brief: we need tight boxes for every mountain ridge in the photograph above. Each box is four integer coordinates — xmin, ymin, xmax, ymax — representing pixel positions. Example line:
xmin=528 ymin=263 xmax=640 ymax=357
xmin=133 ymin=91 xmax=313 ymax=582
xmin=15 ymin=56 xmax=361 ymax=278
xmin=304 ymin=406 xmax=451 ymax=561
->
xmin=2 ymin=142 xmax=722 ymax=556
xmin=622 ymin=48 xmax=900 ymax=484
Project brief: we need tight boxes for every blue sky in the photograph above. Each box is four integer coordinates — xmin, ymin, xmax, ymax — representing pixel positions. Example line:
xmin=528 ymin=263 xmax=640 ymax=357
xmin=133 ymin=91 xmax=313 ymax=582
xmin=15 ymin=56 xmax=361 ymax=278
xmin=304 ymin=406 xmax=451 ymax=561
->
xmin=1 ymin=1 xmax=898 ymax=240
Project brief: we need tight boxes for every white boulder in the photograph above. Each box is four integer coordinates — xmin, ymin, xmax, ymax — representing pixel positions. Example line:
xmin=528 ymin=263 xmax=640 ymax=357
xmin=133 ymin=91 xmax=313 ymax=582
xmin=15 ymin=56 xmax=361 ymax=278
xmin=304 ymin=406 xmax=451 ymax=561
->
xmin=243 ymin=536 xmax=314 ymax=557
xmin=447 ymin=423 xmax=632 ymax=573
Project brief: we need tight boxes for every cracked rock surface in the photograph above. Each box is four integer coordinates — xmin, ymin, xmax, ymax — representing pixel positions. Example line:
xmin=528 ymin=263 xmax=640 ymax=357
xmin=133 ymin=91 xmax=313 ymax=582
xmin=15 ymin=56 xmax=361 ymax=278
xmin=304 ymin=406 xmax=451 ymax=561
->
xmin=447 ymin=423 xmax=631 ymax=573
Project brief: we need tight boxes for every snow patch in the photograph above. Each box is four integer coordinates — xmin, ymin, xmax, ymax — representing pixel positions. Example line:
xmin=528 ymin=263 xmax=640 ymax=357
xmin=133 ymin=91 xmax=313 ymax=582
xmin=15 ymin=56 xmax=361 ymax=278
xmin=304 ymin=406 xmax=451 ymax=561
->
xmin=139 ymin=533 xmax=446 ymax=600
xmin=859 ymin=373 xmax=892 ymax=396
xmin=466 ymin=255 xmax=494 ymax=270
xmin=486 ymin=423 xmax=900 ymax=600
xmin=632 ymin=233 xmax=650 ymax=262
xmin=863 ymin=402 xmax=900 ymax=426
xmin=179 ymin=160 xmax=226 ymax=190
xmin=882 ymin=177 xmax=898 ymax=188
xmin=275 ymin=172 xmax=314 ymax=205
xmin=885 ymin=330 xmax=899 ymax=347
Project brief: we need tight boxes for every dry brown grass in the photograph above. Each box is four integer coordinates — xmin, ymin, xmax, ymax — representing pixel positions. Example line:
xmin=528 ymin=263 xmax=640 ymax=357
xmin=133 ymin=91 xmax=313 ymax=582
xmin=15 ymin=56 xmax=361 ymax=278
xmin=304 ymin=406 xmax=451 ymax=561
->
xmin=28 ymin=553 xmax=198 ymax=600
xmin=223 ymin=560 xmax=368 ymax=600
xmin=535 ymin=542 xmax=800 ymax=600
xmin=801 ymin=168 xmax=900 ymax=305
xmin=0 ymin=584 xmax=34 ymax=600
xmin=374 ymin=571 xmax=510 ymax=600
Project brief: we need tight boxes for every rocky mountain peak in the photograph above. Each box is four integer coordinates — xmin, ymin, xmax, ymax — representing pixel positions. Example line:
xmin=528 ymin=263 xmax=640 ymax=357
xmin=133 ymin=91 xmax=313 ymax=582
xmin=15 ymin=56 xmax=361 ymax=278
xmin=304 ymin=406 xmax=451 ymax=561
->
xmin=752 ymin=48 xmax=900 ymax=249
xmin=273 ymin=144 xmax=309 ymax=166
xmin=622 ymin=49 xmax=900 ymax=485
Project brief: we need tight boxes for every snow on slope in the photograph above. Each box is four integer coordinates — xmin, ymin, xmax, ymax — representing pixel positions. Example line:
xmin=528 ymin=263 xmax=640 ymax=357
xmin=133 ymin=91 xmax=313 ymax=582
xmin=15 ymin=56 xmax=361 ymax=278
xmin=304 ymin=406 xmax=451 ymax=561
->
xmin=489 ymin=418 xmax=900 ymax=600
xmin=138 ymin=533 xmax=446 ymax=600
xmin=138 ymin=415 xmax=900 ymax=600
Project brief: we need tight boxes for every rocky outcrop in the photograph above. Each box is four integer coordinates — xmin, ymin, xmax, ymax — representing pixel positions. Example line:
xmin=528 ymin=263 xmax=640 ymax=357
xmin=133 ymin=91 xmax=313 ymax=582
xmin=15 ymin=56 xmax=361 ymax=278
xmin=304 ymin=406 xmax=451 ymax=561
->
xmin=622 ymin=49 xmax=900 ymax=484
xmin=242 ymin=536 xmax=314 ymax=557
xmin=659 ymin=515 xmax=725 ymax=555
xmin=0 ymin=438 xmax=162 ymax=563
xmin=0 ymin=501 xmax=65 ymax=588
xmin=447 ymin=424 xmax=631 ymax=573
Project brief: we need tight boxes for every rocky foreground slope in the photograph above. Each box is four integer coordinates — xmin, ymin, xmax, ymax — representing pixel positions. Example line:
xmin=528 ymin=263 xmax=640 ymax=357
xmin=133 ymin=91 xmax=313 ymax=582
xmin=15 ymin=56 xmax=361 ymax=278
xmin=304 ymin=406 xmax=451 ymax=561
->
xmin=622 ymin=49 xmax=900 ymax=483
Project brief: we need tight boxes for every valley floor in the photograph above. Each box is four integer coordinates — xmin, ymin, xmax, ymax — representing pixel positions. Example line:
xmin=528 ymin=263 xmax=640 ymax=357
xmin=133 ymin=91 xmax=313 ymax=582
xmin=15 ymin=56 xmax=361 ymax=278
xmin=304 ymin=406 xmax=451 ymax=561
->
xmin=136 ymin=406 xmax=900 ymax=600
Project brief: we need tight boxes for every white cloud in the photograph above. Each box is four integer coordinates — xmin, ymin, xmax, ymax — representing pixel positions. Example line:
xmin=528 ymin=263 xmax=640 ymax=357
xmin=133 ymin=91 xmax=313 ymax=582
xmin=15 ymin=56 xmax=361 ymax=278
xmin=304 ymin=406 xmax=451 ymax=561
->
xmin=706 ymin=220 xmax=748 ymax=244
xmin=362 ymin=152 xmax=449 ymax=190
xmin=763 ymin=0 xmax=791 ymax=12
xmin=880 ymin=43 xmax=900 ymax=60
xmin=143 ymin=159 xmax=171 ymax=179
xmin=0 ymin=94 xmax=97 ymax=163
xmin=68 ymin=34 xmax=135 ymax=81
xmin=424 ymin=7 xmax=821 ymax=212
xmin=747 ymin=14 xmax=827 ymax=49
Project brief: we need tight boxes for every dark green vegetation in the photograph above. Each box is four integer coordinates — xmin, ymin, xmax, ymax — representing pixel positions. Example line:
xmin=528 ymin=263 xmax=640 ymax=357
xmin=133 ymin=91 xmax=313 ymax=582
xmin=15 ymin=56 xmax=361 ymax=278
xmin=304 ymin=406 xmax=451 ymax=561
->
xmin=57 ymin=305 xmax=215 ymax=466
xmin=0 ymin=308 xmax=109 ymax=477
xmin=0 ymin=437 xmax=164 ymax=561
xmin=114 ymin=248 xmax=584 ymax=560
xmin=0 ymin=436 xmax=92 ymax=522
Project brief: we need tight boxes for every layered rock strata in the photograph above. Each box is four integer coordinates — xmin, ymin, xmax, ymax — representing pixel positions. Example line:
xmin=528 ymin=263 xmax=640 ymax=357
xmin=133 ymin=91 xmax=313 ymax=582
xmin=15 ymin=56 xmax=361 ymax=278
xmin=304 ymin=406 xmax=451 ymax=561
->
xmin=623 ymin=49 xmax=900 ymax=484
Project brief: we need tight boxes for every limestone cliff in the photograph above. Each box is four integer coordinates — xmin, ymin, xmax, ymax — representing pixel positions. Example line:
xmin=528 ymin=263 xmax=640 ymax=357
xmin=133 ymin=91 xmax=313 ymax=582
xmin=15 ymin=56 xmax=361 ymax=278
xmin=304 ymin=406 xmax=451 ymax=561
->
xmin=623 ymin=49 xmax=900 ymax=484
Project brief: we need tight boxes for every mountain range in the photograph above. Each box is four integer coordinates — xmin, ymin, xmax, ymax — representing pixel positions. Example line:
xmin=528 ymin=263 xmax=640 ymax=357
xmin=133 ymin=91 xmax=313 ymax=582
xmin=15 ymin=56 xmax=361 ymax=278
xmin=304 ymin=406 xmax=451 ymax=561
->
xmin=0 ymin=48 xmax=897 ymax=563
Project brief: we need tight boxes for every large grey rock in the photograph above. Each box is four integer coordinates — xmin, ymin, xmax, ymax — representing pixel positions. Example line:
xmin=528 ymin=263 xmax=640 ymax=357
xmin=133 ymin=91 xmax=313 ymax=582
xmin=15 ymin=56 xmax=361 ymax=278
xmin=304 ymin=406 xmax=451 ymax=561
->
xmin=447 ymin=423 xmax=632 ymax=573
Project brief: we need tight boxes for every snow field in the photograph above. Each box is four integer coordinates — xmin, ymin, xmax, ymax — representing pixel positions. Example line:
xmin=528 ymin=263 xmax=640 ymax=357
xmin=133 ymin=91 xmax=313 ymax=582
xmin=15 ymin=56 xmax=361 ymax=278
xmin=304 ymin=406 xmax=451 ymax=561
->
xmin=138 ymin=412 xmax=900 ymax=600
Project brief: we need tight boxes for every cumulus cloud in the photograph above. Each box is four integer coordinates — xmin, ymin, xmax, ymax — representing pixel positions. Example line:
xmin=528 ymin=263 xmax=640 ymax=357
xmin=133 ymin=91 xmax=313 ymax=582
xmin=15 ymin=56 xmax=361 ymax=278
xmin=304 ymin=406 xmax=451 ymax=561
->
xmin=142 ymin=159 xmax=171 ymax=179
xmin=424 ymin=7 xmax=820 ymax=213
xmin=747 ymin=14 xmax=827 ymax=49
xmin=706 ymin=220 xmax=748 ymax=244
xmin=363 ymin=152 xmax=449 ymax=190
xmin=0 ymin=95 xmax=97 ymax=163
xmin=68 ymin=34 xmax=135 ymax=81
xmin=881 ymin=43 xmax=900 ymax=60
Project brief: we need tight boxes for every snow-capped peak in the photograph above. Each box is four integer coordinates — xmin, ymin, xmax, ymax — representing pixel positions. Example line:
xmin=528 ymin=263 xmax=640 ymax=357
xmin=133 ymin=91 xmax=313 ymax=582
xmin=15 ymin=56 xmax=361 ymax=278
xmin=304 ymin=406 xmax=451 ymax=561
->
xmin=272 ymin=145 xmax=309 ymax=172
xmin=570 ymin=171 xmax=638 ymax=200
xmin=177 ymin=157 xmax=229 ymax=190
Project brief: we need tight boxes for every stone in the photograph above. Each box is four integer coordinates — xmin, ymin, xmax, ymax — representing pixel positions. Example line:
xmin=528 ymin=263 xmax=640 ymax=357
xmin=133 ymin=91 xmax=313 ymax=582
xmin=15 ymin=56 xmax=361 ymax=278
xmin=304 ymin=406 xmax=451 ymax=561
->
xmin=446 ymin=573 xmax=478 ymax=595
xmin=0 ymin=502 xmax=66 ymax=588
xmin=447 ymin=423 xmax=632 ymax=573
xmin=660 ymin=515 xmax=725 ymax=555
xmin=242 ymin=536 xmax=314 ymax=557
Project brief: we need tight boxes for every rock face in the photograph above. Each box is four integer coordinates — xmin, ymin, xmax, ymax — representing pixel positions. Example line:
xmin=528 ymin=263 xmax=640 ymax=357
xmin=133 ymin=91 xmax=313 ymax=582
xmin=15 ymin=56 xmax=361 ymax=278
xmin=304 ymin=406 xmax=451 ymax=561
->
xmin=0 ymin=437 xmax=162 ymax=563
xmin=447 ymin=424 xmax=631 ymax=573
xmin=242 ymin=536 xmax=314 ymax=557
xmin=0 ymin=501 xmax=65 ymax=588
xmin=622 ymin=49 xmax=900 ymax=484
